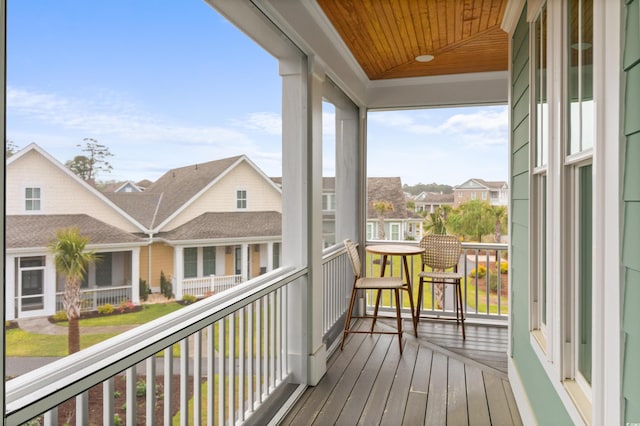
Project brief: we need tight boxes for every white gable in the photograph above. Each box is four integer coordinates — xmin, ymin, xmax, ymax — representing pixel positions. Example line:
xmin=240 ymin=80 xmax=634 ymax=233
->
xmin=7 ymin=145 xmax=145 ymax=232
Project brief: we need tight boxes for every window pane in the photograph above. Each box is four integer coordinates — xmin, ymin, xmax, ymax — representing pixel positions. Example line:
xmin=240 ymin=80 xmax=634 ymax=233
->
xmin=184 ymin=248 xmax=197 ymax=279
xmin=567 ymin=0 xmax=593 ymax=155
xmin=96 ymin=252 xmax=113 ymax=287
xmin=272 ymin=243 xmax=280 ymax=269
xmin=203 ymin=246 xmax=216 ymax=275
xmin=578 ymin=164 xmax=592 ymax=384
xmin=535 ymin=5 xmax=548 ymax=167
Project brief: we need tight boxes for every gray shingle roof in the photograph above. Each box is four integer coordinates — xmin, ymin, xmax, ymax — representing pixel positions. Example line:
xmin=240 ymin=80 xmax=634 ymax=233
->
xmin=157 ymin=211 xmax=282 ymax=241
xmin=109 ymin=155 xmax=243 ymax=228
xmin=367 ymin=177 xmax=422 ymax=220
xmin=6 ymin=215 xmax=145 ymax=249
xmin=104 ymin=192 xmax=164 ymax=229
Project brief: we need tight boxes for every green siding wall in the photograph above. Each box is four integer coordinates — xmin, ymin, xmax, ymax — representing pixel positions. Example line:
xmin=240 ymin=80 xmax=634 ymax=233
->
xmin=509 ymin=6 xmax=572 ymax=424
xmin=623 ymin=0 xmax=640 ymax=421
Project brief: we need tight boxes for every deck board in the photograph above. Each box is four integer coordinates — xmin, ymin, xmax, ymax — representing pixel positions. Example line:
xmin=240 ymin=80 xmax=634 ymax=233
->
xmin=283 ymin=320 xmax=520 ymax=426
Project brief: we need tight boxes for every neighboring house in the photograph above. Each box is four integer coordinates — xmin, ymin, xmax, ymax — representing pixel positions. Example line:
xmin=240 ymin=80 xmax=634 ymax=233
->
xmin=452 ymin=178 xmax=508 ymax=207
xmin=411 ymin=191 xmax=454 ymax=214
xmin=367 ymin=177 xmax=423 ymax=241
xmin=108 ymin=155 xmax=283 ymax=298
xmin=6 ymin=144 xmax=283 ymax=318
xmin=6 ymin=144 xmax=148 ymax=320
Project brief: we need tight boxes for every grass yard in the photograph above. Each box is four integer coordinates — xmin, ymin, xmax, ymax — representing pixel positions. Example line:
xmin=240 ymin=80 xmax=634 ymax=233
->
xmin=6 ymin=329 xmax=118 ymax=357
xmin=8 ymin=303 xmax=184 ymax=357
xmin=56 ymin=302 xmax=184 ymax=327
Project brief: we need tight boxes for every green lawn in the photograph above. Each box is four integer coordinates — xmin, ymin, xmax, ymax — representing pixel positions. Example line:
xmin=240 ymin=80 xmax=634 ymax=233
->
xmin=6 ymin=329 xmax=118 ymax=357
xmin=56 ymin=302 xmax=184 ymax=327
xmin=8 ymin=303 xmax=183 ymax=357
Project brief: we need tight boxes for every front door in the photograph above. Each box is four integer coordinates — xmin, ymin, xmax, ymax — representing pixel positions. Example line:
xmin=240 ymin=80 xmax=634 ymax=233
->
xmin=17 ymin=256 xmax=46 ymax=317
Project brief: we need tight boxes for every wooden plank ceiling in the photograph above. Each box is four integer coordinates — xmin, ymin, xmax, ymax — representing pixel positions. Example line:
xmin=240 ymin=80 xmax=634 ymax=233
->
xmin=317 ymin=0 xmax=509 ymax=80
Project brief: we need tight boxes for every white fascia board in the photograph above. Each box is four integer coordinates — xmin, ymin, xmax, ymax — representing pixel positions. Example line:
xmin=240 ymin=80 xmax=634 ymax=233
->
xmin=7 ymin=242 xmax=147 ymax=255
xmin=366 ymin=71 xmax=509 ymax=110
xmin=157 ymin=236 xmax=281 ymax=247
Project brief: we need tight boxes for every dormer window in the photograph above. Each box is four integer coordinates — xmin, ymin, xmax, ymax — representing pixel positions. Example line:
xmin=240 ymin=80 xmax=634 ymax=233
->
xmin=236 ymin=189 xmax=247 ymax=209
xmin=25 ymin=187 xmax=41 ymax=211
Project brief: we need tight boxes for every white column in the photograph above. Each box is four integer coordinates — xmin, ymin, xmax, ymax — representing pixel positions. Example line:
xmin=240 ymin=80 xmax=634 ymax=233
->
xmin=44 ymin=254 xmax=57 ymax=316
xmin=6 ymin=256 xmax=15 ymax=321
xmin=281 ymin=53 xmax=313 ymax=384
xmin=131 ymin=247 xmax=141 ymax=304
xmin=174 ymin=247 xmax=184 ymax=300
xmin=241 ymin=243 xmax=249 ymax=281
xmin=305 ymin=57 xmax=327 ymax=385
xmin=267 ymin=242 xmax=274 ymax=272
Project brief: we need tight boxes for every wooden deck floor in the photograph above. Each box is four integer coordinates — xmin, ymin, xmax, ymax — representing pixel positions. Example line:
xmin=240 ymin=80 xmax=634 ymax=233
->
xmin=282 ymin=319 xmax=521 ymax=426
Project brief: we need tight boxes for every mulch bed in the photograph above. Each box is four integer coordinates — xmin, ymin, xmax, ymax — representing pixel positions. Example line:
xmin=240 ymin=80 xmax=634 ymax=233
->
xmin=52 ymin=374 xmax=201 ymax=425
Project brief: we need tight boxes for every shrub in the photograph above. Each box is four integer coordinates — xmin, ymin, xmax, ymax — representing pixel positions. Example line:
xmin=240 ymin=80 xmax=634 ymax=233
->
xmin=160 ymin=270 xmax=173 ymax=299
xmin=489 ymin=274 xmax=500 ymax=292
xmin=499 ymin=261 xmax=509 ymax=274
xmin=139 ymin=278 xmax=150 ymax=302
xmin=181 ymin=294 xmax=197 ymax=305
xmin=136 ymin=379 xmax=146 ymax=397
xmin=114 ymin=414 xmax=122 ymax=426
xmin=97 ymin=304 xmax=115 ymax=315
xmin=469 ymin=265 xmax=487 ymax=278
xmin=118 ymin=300 xmax=136 ymax=313
xmin=53 ymin=310 xmax=68 ymax=322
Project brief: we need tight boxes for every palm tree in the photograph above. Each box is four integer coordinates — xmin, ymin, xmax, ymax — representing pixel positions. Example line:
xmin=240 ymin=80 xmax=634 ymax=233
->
xmin=491 ymin=205 xmax=508 ymax=243
xmin=48 ymin=227 xmax=97 ymax=354
xmin=372 ymin=200 xmax=393 ymax=240
xmin=424 ymin=206 xmax=448 ymax=235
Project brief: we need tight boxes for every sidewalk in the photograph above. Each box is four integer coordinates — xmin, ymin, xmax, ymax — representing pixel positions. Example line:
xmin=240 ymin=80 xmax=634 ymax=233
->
xmin=16 ymin=316 xmax=138 ymax=335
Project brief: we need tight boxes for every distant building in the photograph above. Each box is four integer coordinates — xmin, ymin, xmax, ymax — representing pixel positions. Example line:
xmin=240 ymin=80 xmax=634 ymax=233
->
xmin=453 ymin=178 xmax=508 ymax=208
xmin=411 ymin=191 xmax=454 ymax=214
xmin=367 ymin=177 xmax=423 ymax=241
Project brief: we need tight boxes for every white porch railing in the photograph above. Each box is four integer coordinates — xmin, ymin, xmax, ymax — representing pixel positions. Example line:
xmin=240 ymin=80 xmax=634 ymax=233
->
xmin=365 ymin=240 xmax=509 ymax=321
xmin=321 ymin=245 xmax=353 ymax=344
xmin=182 ymin=274 xmax=243 ymax=298
xmin=7 ymin=267 xmax=305 ymax=425
xmin=55 ymin=285 xmax=132 ymax=312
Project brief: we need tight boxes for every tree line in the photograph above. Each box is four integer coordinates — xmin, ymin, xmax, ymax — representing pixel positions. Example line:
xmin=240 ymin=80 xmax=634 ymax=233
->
xmin=423 ymin=200 xmax=507 ymax=243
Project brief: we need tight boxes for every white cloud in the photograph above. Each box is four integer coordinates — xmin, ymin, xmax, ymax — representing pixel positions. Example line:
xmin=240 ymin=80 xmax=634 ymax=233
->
xmin=237 ymin=112 xmax=282 ymax=136
xmin=369 ymin=107 xmax=508 ymax=146
xmin=7 ymin=86 xmax=253 ymax=147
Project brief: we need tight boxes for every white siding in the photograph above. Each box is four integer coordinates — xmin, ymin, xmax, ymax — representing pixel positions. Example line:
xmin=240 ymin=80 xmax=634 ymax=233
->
xmin=7 ymin=150 xmax=141 ymax=232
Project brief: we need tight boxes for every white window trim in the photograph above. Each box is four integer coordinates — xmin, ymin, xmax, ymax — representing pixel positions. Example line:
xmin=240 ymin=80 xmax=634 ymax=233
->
xmin=24 ymin=186 xmax=42 ymax=213
xmin=236 ymin=188 xmax=248 ymax=210
xmin=529 ymin=1 xmax=622 ymax=424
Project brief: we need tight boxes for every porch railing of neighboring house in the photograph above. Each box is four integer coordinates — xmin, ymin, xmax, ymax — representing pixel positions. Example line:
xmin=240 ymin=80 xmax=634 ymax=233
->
xmin=365 ymin=240 xmax=509 ymax=321
xmin=181 ymin=274 xmax=244 ymax=298
xmin=7 ymin=267 xmax=305 ymax=425
xmin=55 ymin=285 xmax=132 ymax=313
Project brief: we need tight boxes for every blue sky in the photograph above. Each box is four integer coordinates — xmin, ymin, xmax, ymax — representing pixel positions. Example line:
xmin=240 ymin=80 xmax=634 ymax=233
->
xmin=7 ymin=1 xmax=508 ymax=187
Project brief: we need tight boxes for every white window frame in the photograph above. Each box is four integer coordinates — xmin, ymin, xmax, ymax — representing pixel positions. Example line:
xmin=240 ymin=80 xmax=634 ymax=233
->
xmin=366 ymin=223 xmax=373 ymax=241
xmin=389 ymin=223 xmax=400 ymax=241
xmin=530 ymin=2 xmax=550 ymax=356
xmin=236 ymin=188 xmax=247 ymax=210
xmin=24 ymin=186 xmax=41 ymax=212
xmin=322 ymin=193 xmax=335 ymax=211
